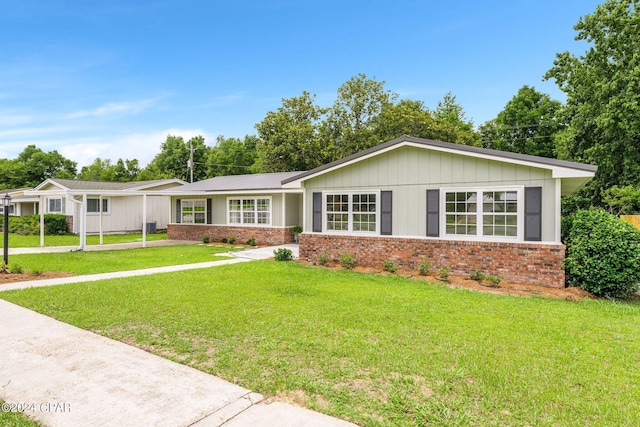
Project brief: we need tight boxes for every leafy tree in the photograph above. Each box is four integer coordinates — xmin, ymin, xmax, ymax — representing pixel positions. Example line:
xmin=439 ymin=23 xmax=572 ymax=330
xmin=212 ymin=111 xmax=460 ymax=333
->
xmin=322 ymin=73 xmax=398 ymax=159
xmin=479 ymin=86 xmax=565 ymax=158
xmin=545 ymin=0 xmax=640 ymax=208
xmin=602 ymin=185 xmax=640 ymax=214
xmin=207 ymin=135 xmax=258 ymax=176
xmin=16 ymin=145 xmax=77 ymax=186
xmin=255 ymin=91 xmax=327 ymax=172
xmin=78 ymin=158 xmax=113 ymax=181
xmin=143 ymin=135 xmax=209 ymax=182
xmin=0 ymin=158 xmax=27 ymax=190
xmin=78 ymin=158 xmax=140 ymax=181
xmin=373 ymin=99 xmax=479 ymax=146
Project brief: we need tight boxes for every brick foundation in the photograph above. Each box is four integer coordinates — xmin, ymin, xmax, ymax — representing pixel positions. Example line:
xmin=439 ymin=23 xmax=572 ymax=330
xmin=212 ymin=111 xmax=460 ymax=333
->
xmin=299 ymin=233 xmax=566 ymax=288
xmin=167 ymin=224 xmax=296 ymax=246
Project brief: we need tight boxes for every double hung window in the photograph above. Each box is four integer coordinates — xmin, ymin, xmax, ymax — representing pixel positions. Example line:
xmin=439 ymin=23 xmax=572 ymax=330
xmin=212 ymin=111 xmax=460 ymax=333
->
xmin=181 ymin=199 xmax=206 ymax=224
xmin=325 ymin=192 xmax=378 ymax=233
xmin=228 ymin=198 xmax=271 ymax=225
xmin=444 ymin=189 xmax=519 ymax=238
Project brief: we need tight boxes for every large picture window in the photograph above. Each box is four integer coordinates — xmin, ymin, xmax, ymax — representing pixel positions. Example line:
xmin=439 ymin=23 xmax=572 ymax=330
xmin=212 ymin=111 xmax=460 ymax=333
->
xmin=181 ymin=199 xmax=206 ymax=224
xmin=87 ymin=197 xmax=109 ymax=214
xmin=228 ymin=197 xmax=271 ymax=225
xmin=325 ymin=192 xmax=378 ymax=234
xmin=444 ymin=189 xmax=519 ymax=238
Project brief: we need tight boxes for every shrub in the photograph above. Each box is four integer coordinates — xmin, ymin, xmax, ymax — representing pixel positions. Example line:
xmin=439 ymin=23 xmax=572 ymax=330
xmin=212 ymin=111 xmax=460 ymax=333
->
xmin=202 ymin=235 xmax=210 ymax=244
xmin=289 ymin=225 xmax=303 ymax=236
xmin=8 ymin=214 xmax=69 ymax=235
xmin=437 ymin=267 xmax=450 ymax=282
xmin=485 ymin=274 xmax=503 ymax=285
xmin=9 ymin=264 xmax=23 ymax=274
xmin=564 ymin=209 xmax=640 ymax=299
xmin=44 ymin=214 xmax=69 ymax=235
xmin=221 ymin=237 xmax=228 ymax=243
xmin=469 ymin=268 xmax=485 ymax=281
xmin=338 ymin=252 xmax=357 ymax=270
xmin=382 ymin=260 xmax=399 ymax=273
xmin=274 ymin=248 xmax=293 ymax=261
xmin=247 ymin=237 xmax=256 ymax=246
xmin=0 ymin=262 xmax=8 ymax=273
xmin=29 ymin=269 xmax=42 ymax=277
xmin=317 ymin=251 xmax=330 ymax=266
xmin=418 ymin=257 xmax=430 ymax=276
xmin=228 ymin=236 xmax=237 ymax=245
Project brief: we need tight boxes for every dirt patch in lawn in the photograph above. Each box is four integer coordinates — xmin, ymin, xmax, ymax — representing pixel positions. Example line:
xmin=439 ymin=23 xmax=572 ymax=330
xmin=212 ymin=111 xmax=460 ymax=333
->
xmin=0 ymin=270 xmax=73 ymax=286
xmin=296 ymin=260 xmax=594 ymax=301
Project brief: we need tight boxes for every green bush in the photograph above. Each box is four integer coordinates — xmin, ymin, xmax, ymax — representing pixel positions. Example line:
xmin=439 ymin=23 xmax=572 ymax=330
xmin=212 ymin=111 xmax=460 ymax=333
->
xmin=437 ymin=267 xmax=450 ymax=282
xmin=382 ymin=260 xmax=399 ymax=273
xmin=247 ymin=237 xmax=256 ymax=246
xmin=418 ymin=257 xmax=430 ymax=276
xmin=228 ymin=236 xmax=237 ymax=245
xmin=8 ymin=214 xmax=69 ymax=235
xmin=469 ymin=268 xmax=485 ymax=281
xmin=564 ymin=209 xmax=640 ymax=299
xmin=338 ymin=252 xmax=357 ymax=270
xmin=274 ymin=248 xmax=293 ymax=261
xmin=202 ymin=235 xmax=210 ymax=244
xmin=317 ymin=251 xmax=330 ymax=266
xmin=485 ymin=274 xmax=503 ymax=285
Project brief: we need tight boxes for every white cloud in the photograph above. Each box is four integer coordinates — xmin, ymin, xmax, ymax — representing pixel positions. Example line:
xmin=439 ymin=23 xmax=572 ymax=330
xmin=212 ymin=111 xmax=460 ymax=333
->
xmin=57 ymin=128 xmax=213 ymax=168
xmin=66 ymin=98 xmax=160 ymax=119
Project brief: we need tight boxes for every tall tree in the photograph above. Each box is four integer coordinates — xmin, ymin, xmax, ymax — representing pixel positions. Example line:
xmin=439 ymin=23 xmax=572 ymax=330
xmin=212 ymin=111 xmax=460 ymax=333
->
xmin=545 ymin=0 xmax=640 ymax=207
xmin=479 ymin=86 xmax=565 ymax=158
xmin=0 ymin=158 xmax=27 ymax=190
xmin=207 ymin=135 xmax=258 ymax=176
xmin=322 ymin=73 xmax=397 ymax=159
xmin=255 ymin=91 xmax=327 ymax=172
xmin=16 ymin=145 xmax=77 ymax=186
xmin=143 ymin=135 xmax=209 ymax=182
xmin=78 ymin=158 xmax=140 ymax=181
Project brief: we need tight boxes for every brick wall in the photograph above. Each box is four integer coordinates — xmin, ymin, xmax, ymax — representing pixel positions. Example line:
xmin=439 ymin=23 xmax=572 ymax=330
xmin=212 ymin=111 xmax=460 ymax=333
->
xmin=299 ymin=233 xmax=566 ymax=288
xmin=167 ymin=224 xmax=295 ymax=245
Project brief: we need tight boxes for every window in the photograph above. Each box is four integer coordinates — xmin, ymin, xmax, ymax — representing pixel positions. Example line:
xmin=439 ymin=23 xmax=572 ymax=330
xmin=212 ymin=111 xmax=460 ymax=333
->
xmin=325 ymin=192 xmax=378 ymax=233
xmin=47 ymin=198 xmax=63 ymax=214
xmin=0 ymin=205 xmax=14 ymax=215
xmin=444 ymin=189 xmax=520 ymax=239
xmin=227 ymin=197 xmax=271 ymax=225
xmin=181 ymin=199 xmax=206 ymax=224
xmin=87 ymin=198 xmax=109 ymax=214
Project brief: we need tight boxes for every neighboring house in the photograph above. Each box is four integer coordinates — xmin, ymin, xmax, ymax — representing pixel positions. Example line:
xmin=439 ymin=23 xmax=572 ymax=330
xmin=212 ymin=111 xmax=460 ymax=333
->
xmin=0 ymin=188 xmax=39 ymax=216
xmin=166 ymin=172 xmax=303 ymax=245
xmin=26 ymin=178 xmax=186 ymax=245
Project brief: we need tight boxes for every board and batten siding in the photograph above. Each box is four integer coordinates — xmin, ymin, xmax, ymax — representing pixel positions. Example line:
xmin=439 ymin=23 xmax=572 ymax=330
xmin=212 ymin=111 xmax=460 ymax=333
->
xmin=84 ymin=195 xmax=172 ymax=233
xmin=303 ymin=145 xmax=559 ymax=242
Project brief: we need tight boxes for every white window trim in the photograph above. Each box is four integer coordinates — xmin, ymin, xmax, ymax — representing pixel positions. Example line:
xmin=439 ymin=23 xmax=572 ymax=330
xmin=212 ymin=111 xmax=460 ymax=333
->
xmin=322 ymin=190 xmax=380 ymax=235
xmin=46 ymin=197 xmax=64 ymax=214
xmin=226 ymin=196 xmax=272 ymax=226
xmin=439 ymin=186 xmax=524 ymax=242
xmin=181 ymin=199 xmax=207 ymax=224
xmin=87 ymin=197 xmax=110 ymax=215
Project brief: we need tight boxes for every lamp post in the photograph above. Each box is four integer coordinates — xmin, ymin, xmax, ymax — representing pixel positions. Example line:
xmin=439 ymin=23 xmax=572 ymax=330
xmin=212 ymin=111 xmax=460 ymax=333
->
xmin=3 ymin=193 xmax=10 ymax=265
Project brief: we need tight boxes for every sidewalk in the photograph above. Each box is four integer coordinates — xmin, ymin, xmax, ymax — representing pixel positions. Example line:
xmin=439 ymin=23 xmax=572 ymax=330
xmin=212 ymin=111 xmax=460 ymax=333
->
xmin=0 ymin=244 xmax=351 ymax=427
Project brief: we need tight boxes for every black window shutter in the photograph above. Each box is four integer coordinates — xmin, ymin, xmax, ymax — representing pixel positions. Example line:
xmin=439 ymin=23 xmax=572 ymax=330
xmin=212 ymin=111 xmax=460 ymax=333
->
xmin=206 ymin=198 xmax=212 ymax=224
xmin=426 ymin=190 xmax=439 ymax=237
xmin=380 ymin=191 xmax=392 ymax=235
xmin=312 ymin=192 xmax=322 ymax=232
xmin=524 ymin=187 xmax=542 ymax=241
xmin=176 ymin=199 xmax=181 ymax=224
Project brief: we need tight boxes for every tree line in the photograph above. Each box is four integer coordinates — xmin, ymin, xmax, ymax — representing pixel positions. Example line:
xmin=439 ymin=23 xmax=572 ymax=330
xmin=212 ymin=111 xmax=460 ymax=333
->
xmin=1 ymin=0 xmax=638 ymax=214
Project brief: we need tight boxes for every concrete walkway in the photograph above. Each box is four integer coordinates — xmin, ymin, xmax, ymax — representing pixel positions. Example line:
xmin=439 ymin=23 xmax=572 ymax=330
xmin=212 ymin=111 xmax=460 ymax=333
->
xmin=0 ymin=243 xmax=352 ymax=427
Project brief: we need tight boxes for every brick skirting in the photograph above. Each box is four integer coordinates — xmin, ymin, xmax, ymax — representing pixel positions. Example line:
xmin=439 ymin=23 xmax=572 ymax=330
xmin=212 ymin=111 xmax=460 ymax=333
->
xmin=299 ymin=233 xmax=566 ymax=288
xmin=167 ymin=224 xmax=295 ymax=246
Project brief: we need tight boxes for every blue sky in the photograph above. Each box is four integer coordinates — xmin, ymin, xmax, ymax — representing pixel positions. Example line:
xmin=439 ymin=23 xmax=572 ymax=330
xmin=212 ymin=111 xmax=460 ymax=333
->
xmin=0 ymin=0 xmax=601 ymax=169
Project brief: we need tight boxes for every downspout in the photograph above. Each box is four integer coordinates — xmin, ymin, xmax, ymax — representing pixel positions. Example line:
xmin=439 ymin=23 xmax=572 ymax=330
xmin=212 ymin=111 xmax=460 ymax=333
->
xmin=555 ymin=179 xmax=562 ymax=244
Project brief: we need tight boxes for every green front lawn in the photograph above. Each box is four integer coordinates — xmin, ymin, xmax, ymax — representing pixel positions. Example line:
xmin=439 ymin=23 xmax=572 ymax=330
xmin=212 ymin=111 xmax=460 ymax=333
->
xmin=7 ymin=244 xmax=234 ymax=275
xmin=0 ymin=232 xmax=168 ymax=248
xmin=0 ymin=404 xmax=41 ymax=427
xmin=2 ymin=262 xmax=639 ymax=426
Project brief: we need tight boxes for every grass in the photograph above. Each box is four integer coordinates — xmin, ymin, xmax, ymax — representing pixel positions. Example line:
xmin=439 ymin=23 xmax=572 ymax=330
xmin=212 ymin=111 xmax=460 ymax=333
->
xmin=0 ymin=232 xmax=168 ymax=248
xmin=2 ymin=262 xmax=640 ymax=426
xmin=6 ymin=244 xmax=235 ymax=275
xmin=0 ymin=408 xmax=41 ymax=427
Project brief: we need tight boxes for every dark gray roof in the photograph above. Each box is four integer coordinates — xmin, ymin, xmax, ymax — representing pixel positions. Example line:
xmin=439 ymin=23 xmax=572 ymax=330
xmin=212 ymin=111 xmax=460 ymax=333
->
xmin=175 ymin=172 xmax=303 ymax=192
xmin=282 ymin=135 xmax=598 ymax=184
xmin=51 ymin=179 xmax=180 ymax=191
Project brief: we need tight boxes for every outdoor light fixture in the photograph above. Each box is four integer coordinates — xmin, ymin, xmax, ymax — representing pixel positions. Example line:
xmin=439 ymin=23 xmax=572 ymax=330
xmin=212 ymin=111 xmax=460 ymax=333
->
xmin=3 ymin=193 xmax=11 ymax=265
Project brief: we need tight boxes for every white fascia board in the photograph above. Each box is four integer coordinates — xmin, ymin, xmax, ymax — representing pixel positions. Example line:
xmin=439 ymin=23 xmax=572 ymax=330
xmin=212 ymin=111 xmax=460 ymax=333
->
xmin=286 ymin=141 xmax=595 ymax=185
xmin=31 ymin=179 xmax=69 ymax=192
